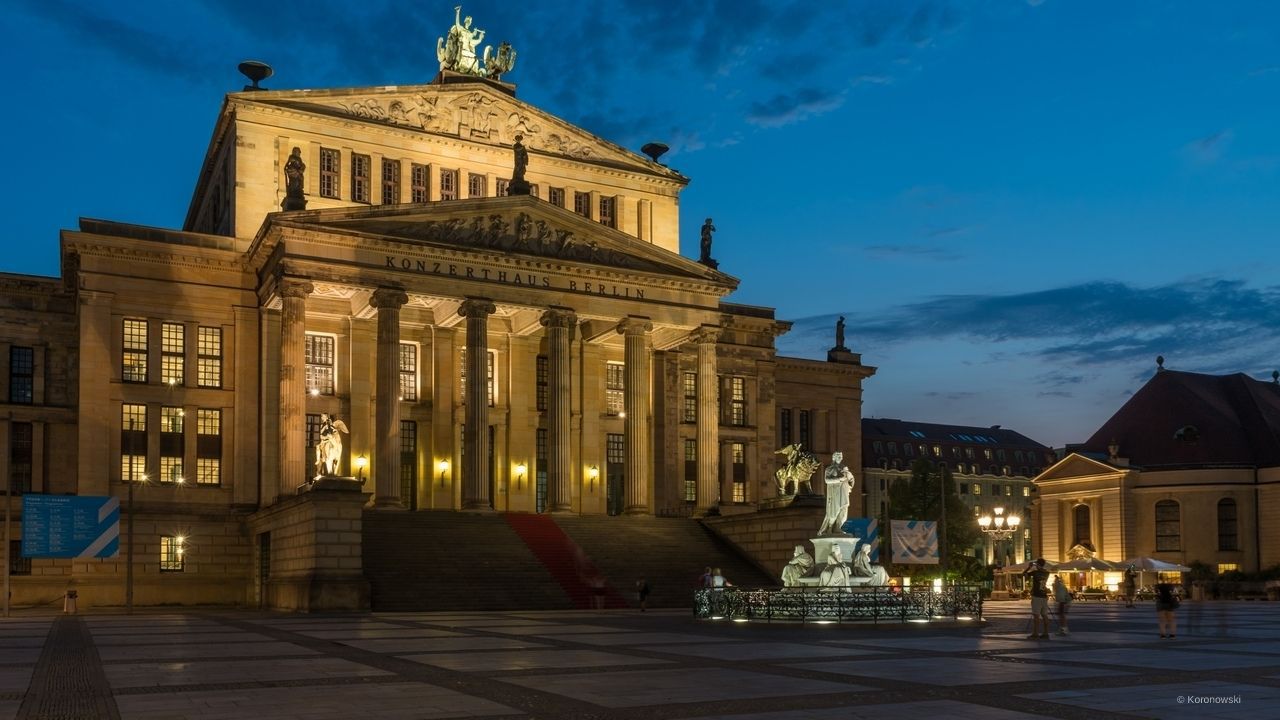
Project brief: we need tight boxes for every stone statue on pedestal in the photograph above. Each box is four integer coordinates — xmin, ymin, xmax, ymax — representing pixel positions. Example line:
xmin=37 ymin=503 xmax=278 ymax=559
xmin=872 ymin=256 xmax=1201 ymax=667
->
xmin=819 ymin=544 xmax=852 ymax=587
xmin=438 ymin=6 xmax=486 ymax=75
xmin=850 ymin=543 xmax=889 ymax=585
xmin=781 ymin=544 xmax=815 ymax=587
xmin=507 ymin=134 xmax=531 ymax=196
xmin=314 ymin=414 xmax=349 ymax=480
xmin=834 ymin=316 xmax=847 ymax=351
xmin=282 ymin=147 xmax=306 ymax=211
xmin=774 ymin=444 xmax=820 ymax=497
xmin=699 ymin=218 xmax=718 ymax=269
xmin=817 ymin=451 xmax=855 ymax=535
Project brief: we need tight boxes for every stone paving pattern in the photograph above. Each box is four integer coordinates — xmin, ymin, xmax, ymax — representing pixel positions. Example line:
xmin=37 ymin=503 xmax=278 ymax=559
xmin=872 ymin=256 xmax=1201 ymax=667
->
xmin=2 ymin=601 xmax=1278 ymax=719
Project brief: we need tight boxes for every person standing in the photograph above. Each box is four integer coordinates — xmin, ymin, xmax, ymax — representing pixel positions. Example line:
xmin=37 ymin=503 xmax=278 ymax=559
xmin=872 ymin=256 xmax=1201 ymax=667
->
xmin=1156 ymin=582 xmax=1179 ymax=638
xmin=1123 ymin=565 xmax=1138 ymax=607
xmin=635 ymin=578 xmax=650 ymax=612
xmin=1023 ymin=558 xmax=1051 ymax=639
xmin=1053 ymin=574 xmax=1073 ymax=635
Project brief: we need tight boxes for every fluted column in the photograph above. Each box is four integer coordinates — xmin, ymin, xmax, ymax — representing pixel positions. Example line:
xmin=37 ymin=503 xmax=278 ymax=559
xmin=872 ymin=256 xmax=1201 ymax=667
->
xmin=278 ymin=278 xmax=314 ymax=500
xmin=459 ymin=298 xmax=496 ymax=510
xmin=617 ymin=317 xmax=653 ymax=515
xmin=371 ymin=288 xmax=409 ymax=509
xmin=540 ymin=307 xmax=577 ymax=512
xmin=693 ymin=325 xmax=720 ymax=514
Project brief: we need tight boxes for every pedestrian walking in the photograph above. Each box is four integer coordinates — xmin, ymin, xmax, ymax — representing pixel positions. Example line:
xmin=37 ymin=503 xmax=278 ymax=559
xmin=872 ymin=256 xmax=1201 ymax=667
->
xmin=635 ymin=577 xmax=651 ymax=612
xmin=1023 ymin=558 xmax=1051 ymax=639
xmin=1053 ymin=574 xmax=1073 ymax=635
xmin=1122 ymin=565 xmax=1137 ymax=607
xmin=1155 ymin=582 xmax=1179 ymax=638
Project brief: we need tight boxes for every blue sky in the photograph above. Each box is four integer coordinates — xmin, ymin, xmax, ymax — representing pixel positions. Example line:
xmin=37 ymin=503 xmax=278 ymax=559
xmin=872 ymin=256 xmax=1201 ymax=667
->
xmin=6 ymin=1 xmax=1279 ymax=447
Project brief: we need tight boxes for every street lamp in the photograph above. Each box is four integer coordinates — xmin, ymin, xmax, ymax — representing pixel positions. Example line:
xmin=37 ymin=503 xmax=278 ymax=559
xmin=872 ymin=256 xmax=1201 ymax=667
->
xmin=977 ymin=506 xmax=1020 ymax=564
xmin=514 ymin=462 xmax=527 ymax=489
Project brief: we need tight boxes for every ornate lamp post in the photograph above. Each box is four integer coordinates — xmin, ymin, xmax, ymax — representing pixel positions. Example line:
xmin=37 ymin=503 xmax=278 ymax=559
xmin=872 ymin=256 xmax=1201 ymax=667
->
xmin=978 ymin=506 xmax=1021 ymax=594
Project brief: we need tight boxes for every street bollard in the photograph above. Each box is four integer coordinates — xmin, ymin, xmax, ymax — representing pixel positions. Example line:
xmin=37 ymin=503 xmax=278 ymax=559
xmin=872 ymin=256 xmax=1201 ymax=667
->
xmin=63 ymin=589 xmax=78 ymax=614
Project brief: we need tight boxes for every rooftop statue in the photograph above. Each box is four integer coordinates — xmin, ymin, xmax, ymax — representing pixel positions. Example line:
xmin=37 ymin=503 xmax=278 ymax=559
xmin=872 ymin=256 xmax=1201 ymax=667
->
xmin=281 ymin=147 xmax=306 ymax=211
xmin=699 ymin=218 xmax=719 ymax=269
xmin=484 ymin=41 xmax=517 ymax=81
xmin=436 ymin=6 xmax=516 ymax=80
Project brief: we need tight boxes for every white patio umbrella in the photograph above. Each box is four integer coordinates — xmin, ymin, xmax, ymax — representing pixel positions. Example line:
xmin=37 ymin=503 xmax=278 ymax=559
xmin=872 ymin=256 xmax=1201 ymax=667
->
xmin=1055 ymin=557 xmax=1121 ymax=572
xmin=1120 ymin=557 xmax=1191 ymax=572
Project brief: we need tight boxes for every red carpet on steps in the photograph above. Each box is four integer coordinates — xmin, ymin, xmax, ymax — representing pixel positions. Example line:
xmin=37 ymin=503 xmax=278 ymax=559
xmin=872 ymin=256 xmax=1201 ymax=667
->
xmin=503 ymin=514 xmax=631 ymax=609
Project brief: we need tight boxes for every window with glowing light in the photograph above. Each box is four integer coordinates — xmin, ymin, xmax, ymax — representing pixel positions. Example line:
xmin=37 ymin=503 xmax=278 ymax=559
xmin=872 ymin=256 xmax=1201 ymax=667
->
xmin=198 ymin=326 xmax=222 ymax=388
xmin=731 ymin=442 xmax=746 ymax=502
xmin=684 ymin=439 xmax=697 ymax=502
xmin=304 ymin=333 xmax=335 ymax=396
xmin=161 ymin=322 xmax=184 ymax=386
xmin=160 ymin=406 xmax=184 ymax=484
xmin=606 ymin=362 xmax=624 ymax=416
xmin=399 ymin=343 xmax=417 ymax=401
xmin=196 ymin=409 xmax=221 ymax=486
xmin=160 ymin=535 xmax=185 ymax=572
xmin=122 ymin=319 xmax=148 ymax=383
xmin=121 ymin=403 xmax=147 ymax=482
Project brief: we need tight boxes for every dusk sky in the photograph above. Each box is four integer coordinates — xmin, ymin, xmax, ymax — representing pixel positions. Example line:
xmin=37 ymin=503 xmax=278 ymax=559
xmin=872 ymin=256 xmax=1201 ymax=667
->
xmin=7 ymin=1 xmax=1279 ymax=448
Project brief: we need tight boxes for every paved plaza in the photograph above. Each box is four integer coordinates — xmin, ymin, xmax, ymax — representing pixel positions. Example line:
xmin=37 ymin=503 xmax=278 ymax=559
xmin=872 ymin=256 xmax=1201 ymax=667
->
xmin=2 ymin=600 xmax=1278 ymax=719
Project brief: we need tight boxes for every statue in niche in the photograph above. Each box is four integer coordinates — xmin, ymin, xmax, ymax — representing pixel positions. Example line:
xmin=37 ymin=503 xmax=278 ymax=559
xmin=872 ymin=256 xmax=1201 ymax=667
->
xmin=817 ymin=451 xmax=855 ymax=536
xmin=313 ymin=414 xmax=350 ymax=480
xmin=835 ymin=316 xmax=847 ymax=350
xmin=437 ymin=6 xmax=486 ymax=74
xmin=699 ymin=218 xmax=718 ymax=269
xmin=282 ymin=147 xmax=307 ymax=211
xmin=781 ymin=545 xmax=815 ymax=587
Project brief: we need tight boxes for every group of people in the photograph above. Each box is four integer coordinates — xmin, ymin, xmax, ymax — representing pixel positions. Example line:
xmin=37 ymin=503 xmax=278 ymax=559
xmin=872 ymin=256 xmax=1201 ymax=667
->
xmin=1023 ymin=558 xmax=1182 ymax=639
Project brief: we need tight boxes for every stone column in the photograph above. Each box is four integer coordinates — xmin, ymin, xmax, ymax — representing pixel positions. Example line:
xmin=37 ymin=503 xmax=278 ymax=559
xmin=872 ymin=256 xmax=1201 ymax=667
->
xmin=371 ymin=288 xmax=409 ymax=509
xmin=278 ymin=278 xmax=314 ymax=500
xmin=458 ymin=298 xmax=496 ymax=510
xmin=540 ymin=308 xmax=577 ymax=512
xmin=617 ymin=317 xmax=653 ymax=515
xmin=692 ymin=326 xmax=720 ymax=514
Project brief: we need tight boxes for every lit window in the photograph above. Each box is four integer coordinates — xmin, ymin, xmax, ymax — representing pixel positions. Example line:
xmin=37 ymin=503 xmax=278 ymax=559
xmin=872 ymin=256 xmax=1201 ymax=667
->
xmin=458 ymin=348 xmax=496 ymax=406
xmin=121 ymin=404 xmax=147 ymax=481
xmin=305 ymin=334 xmax=336 ymax=396
xmin=400 ymin=420 xmax=417 ymax=509
xmin=972 ymin=483 xmax=981 ymax=496
xmin=439 ymin=168 xmax=458 ymax=200
xmin=731 ymin=442 xmax=746 ymax=502
xmin=161 ymin=322 xmax=184 ymax=386
xmin=381 ymin=158 xmax=400 ymax=204
xmin=1217 ymin=563 xmax=1239 ymax=574
xmin=197 ymin=327 xmax=221 ymax=388
xmin=683 ymin=372 xmax=697 ymax=422
xmin=196 ymin=409 xmax=221 ymax=485
xmin=606 ymin=362 xmax=624 ymax=416
xmin=599 ymin=196 xmax=616 ymax=228
xmin=728 ymin=377 xmax=747 ymax=426
xmin=684 ymin=439 xmax=697 ymax=502
xmin=411 ymin=163 xmax=429 ymax=203
xmin=352 ymin=153 xmax=371 ymax=203
xmin=160 ymin=535 xmax=185 ymax=572
xmin=160 ymin=406 xmax=184 ymax=484
xmin=9 ymin=346 xmax=33 ymax=404
xmin=399 ymin=343 xmax=417 ymax=401
xmin=536 ymin=355 xmax=548 ymax=412
xmin=123 ymin=319 xmax=148 ymax=383
xmin=932 ymin=445 xmax=942 ymax=457
xmin=1022 ymin=486 xmax=1030 ymax=497
xmin=468 ymin=173 xmax=486 ymax=198
xmin=319 ymin=148 xmax=340 ymax=199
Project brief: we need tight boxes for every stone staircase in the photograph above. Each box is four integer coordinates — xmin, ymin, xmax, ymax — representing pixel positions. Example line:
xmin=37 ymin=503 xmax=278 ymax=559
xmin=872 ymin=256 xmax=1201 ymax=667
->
xmin=362 ymin=511 xmax=776 ymax=611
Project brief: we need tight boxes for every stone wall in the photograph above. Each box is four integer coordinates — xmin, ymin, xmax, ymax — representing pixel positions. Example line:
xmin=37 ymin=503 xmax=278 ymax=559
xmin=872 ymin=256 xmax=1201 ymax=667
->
xmin=702 ymin=503 xmax=824 ymax=581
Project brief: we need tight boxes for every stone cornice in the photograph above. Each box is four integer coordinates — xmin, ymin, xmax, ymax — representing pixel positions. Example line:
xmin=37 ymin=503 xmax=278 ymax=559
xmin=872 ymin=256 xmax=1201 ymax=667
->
xmin=64 ymin=238 xmax=249 ymax=275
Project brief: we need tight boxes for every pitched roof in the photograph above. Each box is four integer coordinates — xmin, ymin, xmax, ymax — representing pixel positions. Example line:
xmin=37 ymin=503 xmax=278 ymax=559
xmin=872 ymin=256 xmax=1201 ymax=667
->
xmin=861 ymin=418 xmax=1048 ymax=449
xmin=1080 ymin=369 xmax=1280 ymax=468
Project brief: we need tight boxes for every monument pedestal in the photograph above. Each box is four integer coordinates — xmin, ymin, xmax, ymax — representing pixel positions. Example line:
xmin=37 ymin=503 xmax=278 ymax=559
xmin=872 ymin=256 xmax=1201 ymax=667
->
xmin=811 ymin=535 xmax=861 ymax=565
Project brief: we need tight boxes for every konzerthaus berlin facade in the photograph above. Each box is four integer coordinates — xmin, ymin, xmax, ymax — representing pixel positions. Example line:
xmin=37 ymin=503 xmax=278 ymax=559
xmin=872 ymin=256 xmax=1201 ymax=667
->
xmin=1 ymin=66 xmax=874 ymax=608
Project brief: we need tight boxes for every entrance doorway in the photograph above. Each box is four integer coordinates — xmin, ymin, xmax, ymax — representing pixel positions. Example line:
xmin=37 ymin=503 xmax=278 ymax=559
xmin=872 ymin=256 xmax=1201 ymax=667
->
xmin=606 ymin=433 xmax=624 ymax=516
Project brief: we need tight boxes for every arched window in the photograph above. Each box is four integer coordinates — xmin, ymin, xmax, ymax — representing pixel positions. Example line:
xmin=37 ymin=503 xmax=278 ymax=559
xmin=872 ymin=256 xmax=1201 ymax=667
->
xmin=1217 ymin=498 xmax=1238 ymax=551
xmin=1072 ymin=504 xmax=1090 ymax=546
xmin=1155 ymin=500 xmax=1180 ymax=551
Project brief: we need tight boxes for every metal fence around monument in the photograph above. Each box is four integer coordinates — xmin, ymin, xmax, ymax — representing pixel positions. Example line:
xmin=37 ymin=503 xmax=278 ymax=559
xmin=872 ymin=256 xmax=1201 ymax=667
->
xmin=693 ymin=585 xmax=983 ymax=624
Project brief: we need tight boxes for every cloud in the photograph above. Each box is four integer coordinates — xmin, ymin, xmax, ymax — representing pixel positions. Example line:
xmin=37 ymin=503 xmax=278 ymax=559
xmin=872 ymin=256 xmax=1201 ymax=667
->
xmin=746 ymin=87 xmax=845 ymax=127
xmin=1037 ymin=390 xmax=1073 ymax=398
xmin=1033 ymin=371 xmax=1086 ymax=388
xmin=1185 ymin=129 xmax=1233 ymax=163
xmin=864 ymin=244 xmax=964 ymax=261
xmin=924 ymin=391 xmax=977 ymax=401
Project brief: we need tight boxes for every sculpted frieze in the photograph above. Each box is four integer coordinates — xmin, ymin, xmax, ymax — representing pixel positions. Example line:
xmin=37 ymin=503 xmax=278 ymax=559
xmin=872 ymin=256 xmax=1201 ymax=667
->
xmin=357 ymin=212 xmax=666 ymax=273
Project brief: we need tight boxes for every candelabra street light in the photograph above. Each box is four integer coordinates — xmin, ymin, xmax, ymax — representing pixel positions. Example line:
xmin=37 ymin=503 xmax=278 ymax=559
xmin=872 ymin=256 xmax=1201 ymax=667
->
xmin=978 ymin=506 xmax=1021 ymax=592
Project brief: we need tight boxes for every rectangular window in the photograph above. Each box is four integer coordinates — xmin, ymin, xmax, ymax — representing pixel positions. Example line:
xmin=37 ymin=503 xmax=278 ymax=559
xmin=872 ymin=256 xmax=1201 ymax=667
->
xmin=932 ymin=445 xmax=942 ymax=457
xmin=121 ymin=403 xmax=147 ymax=481
xmin=605 ymin=361 xmax=625 ymax=416
xmin=682 ymin=372 xmax=697 ymax=423
xmin=161 ymin=323 xmax=184 ymax=386
xmin=1155 ymin=502 xmax=1181 ymax=551
xmin=319 ymin=148 xmax=340 ymax=198
xmin=411 ymin=163 xmax=430 ymax=202
xmin=468 ymin=172 xmax=486 ymax=198
xmin=196 ymin=409 xmax=221 ymax=486
xmin=197 ymin=326 xmax=222 ymax=388
xmin=959 ymin=482 xmax=968 ymax=495
xmin=304 ymin=334 xmax=336 ymax=396
xmin=731 ymin=442 xmax=746 ymax=502
xmin=779 ymin=408 xmax=792 ymax=446
xmin=873 ymin=440 xmax=884 ymax=455
xmin=10 ymin=422 xmax=32 ymax=495
xmin=160 ymin=535 xmax=185 ymax=572
xmin=549 ymin=187 xmax=565 ymax=208
xmin=305 ymin=413 xmax=321 ymax=462
xmin=972 ymin=483 xmax=982 ymax=496
xmin=684 ymin=439 xmax=697 ymax=502
xmin=8 ymin=346 xmax=33 ymax=404
xmin=728 ymin=377 xmax=747 ymax=426
xmin=9 ymin=539 xmax=31 ymax=576
xmin=496 ymin=178 xmax=509 ymax=197
xmin=599 ymin=196 xmax=616 ymax=228
xmin=1217 ymin=563 xmax=1239 ymax=574
xmin=536 ymin=355 xmax=548 ymax=412
xmin=352 ymin=153 xmax=371 ymax=203
xmin=123 ymin=319 xmax=148 ymax=383
xmin=536 ymin=428 xmax=548 ymax=513
xmin=887 ymin=442 xmax=898 ymax=455
xmin=381 ymin=158 xmax=400 ymax=204
xmin=798 ymin=410 xmax=810 ymax=448
xmin=400 ymin=420 xmax=417 ymax=510
xmin=457 ymin=348 xmax=497 ymax=406
xmin=399 ymin=343 xmax=417 ymax=402
xmin=439 ymin=168 xmax=459 ymax=200
xmin=574 ymin=191 xmax=590 ymax=217
xmin=160 ymin=406 xmax=184 ymax=484
xmin=904 ymin=443 xmax=915 ymax=457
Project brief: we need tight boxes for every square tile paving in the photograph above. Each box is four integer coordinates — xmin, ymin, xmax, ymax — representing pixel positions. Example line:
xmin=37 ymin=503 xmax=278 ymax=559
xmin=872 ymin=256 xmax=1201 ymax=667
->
xmin=690 ymin=699 xmax=1048 ymax=719
xmin=97 ymin=640 xmax=317 ymax=662
xmin=821 ymin=635 xmax=1031 ymax=652
xmin=1001 ymin=647 xmax=1280 ymax=670
xmin=789 ymin=656 xmax=1126 ymax=686
xmin=641 ymin=641 xmax=880 ymax=661
xmin=336 ymin=636 xmax=548 ymax=653
xmin=1021 ymin=680 xmax=1280 ymax=719
xmin=403 ymin=647 xmax=672 ymax=671
xmin=540 ymin=631 xmax=737 ymax=646
xmin=502 ymin=667 xmax=868 ymax=708
xmin=104 ymin=656 xmax=392 ymax=689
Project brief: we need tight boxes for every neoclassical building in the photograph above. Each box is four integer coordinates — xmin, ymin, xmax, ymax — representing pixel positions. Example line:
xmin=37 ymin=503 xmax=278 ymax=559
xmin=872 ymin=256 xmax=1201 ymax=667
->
xmin=2 ymin=55 xmax=873 ymax=606
xmin=1033 ymin=364 xmax=1280 ymax=574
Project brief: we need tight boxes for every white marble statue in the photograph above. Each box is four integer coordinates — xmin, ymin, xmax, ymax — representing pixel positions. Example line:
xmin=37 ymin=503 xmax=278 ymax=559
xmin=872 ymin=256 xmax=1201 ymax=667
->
xmin=437 ymin=6 xmax=486 ymax=74
xmin=851 ymin=543 xmax=890 ymax=586
xmin=314 ymin=414 xmax=349 ymax=479
xmin=818 ymin=544 xmax=852 ymax=588
xmin=781 ymin=544 xmax=815 ymax=587
xmin=817 ymin=451 xmax=855 ymax=535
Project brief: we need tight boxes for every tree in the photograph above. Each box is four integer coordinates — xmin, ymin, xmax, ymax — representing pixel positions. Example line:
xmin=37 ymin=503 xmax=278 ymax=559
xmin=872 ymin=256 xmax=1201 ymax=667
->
xmin=884 ymin=459 xmax=983 ymax=582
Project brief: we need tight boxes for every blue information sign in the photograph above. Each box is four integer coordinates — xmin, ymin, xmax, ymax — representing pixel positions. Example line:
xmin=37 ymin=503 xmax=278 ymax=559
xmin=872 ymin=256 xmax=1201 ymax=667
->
xmin=22 ymin=495 xmax=120 ymax=558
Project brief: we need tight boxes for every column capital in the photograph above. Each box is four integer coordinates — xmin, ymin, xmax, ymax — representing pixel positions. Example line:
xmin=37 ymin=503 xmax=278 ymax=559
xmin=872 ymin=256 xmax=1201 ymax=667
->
xmin=458 ymin=298 xmax=497 ymax=318
xmin=689 ymin=325 xmax=720 ymax=345
xmin=539 ymin=307 xmax=578 ymax=329
xmin=616 ymin=316 xmax=653 ymax=337
xmin=369 ymin=287 xmax=409 ymax=309
xmin=279 ymin=278 xmax=315 ymax=299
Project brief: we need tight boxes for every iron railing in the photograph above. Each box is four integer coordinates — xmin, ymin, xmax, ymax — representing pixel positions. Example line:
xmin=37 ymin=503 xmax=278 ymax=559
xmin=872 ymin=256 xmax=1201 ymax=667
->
xmin=693 ymin=585 xmax=984 ymax=623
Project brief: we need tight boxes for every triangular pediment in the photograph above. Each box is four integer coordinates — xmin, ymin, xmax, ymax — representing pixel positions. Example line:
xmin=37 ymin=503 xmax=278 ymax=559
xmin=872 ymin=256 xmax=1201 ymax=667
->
xmin=234 ymin=82 xmax=684 ymax=181
xmin=268 ymin=195 xmax=736 ymax=289
xmin=1034 ymin=453 xmax=1124 ymax=483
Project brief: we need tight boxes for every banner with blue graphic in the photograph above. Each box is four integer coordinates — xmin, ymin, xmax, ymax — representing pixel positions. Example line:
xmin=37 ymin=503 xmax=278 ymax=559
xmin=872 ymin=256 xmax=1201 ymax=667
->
xmin=22 ymin=495 xmax=120 ymax=559
xmin=890 ymin=519 xmax=939 ymax=565
xmin=841 ymin=517 xmax=880 ymax=563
